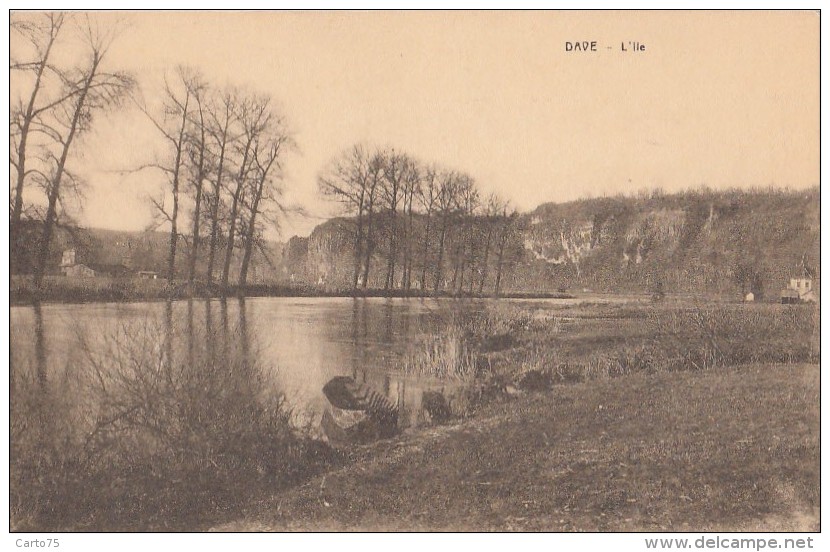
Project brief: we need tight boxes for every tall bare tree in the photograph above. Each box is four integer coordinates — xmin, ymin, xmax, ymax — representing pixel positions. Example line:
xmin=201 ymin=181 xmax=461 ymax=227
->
xmin=204 ymin=89 xmax=237 ymax=286
xmin=318 ymin=144 xmax=372 ymax=290
xmin=221 ymin=94 xmax=270 ymax=289
xmin=184 ymin=71 xmax=209 ymax=286
xmin=139 ymin=66 xmax=195 ymax=281
xmin=401 ymin=159 xmax=420 ymax=291
xmin=10 ymin=13 xmax=66 ymax=240
xmin=477 ymin=193 xmax=505 ymax=294
xmin=493 ymin=202 xmax=518 ymax=297
xmin=360 ymin=152 xmax=384 ymax=289
xmin=380 ymin=149 xmax=408 ymax=290
xmin=433 ymin=169 xmax=460 ymax=294
xmin=452 ymin=175 xmax=479 ymax=295
xmin=238 ymin=121 xmax=291 ymax=287
xmin=32 ymin=18 xmax=133 ymax=287
xmin=417 ymin=164 xmax=440 ymax=291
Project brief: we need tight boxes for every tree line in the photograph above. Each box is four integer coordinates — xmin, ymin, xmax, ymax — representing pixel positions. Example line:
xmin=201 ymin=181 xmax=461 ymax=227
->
xmin=10 ymin=13 xmax=133 ymax=286
xmin=136 ymin=67 xmax=293 ymax=288
xmin=11 ymin=13 xmax=516 ymax=296
xmin=10 ymin=12 xmax=293 ymax=290
xmin=318 ymin=144 xmax=520 ymax=296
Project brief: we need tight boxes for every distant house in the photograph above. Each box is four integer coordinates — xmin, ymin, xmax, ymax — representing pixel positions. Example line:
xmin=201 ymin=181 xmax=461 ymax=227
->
xmin=137 ymin=271 xmax=158 ymax=280
xmin=744 ymin=292 xmax=755 ymax=302
xmin=781 ymin=277 xmax=817 ymax=304
xmin=60 ymin=249 xmax=96 ymax=278
xmin=790 ymin=278 xmax=813 ymax=295
xmin=60 ymin=248 xmax=131 ymax=278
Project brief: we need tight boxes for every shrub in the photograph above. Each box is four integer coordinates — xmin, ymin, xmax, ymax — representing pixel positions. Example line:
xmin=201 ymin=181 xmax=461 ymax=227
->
xmin=10 ymin=315 xmax=339 ymax=531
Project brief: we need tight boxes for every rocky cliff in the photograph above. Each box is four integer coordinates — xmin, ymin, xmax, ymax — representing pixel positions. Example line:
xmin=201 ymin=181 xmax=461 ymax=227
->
xmin=283 ymin=187 xmax=819 ymax=297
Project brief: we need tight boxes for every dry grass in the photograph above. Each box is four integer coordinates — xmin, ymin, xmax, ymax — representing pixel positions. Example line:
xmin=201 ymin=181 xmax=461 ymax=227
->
xmin=475 ymin=301 xmax=818 ymax=386
xmin=402 ymin=322 xmax=476 ymax=380
xmin=10 ymin=316 xmax=340 ymax=531
xmin=218 ymin=363 xmax=819 ymax=531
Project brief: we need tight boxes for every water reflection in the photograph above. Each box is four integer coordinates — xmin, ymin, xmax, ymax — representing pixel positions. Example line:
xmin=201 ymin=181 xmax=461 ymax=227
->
xmin=33 ymin=301 xmax=46 ymax=390
xmin=11 ymin=297 xmax=489 ymax=437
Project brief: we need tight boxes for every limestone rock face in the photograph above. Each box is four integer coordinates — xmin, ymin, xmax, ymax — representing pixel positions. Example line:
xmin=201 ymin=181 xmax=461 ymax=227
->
xmin=281 ymin=189 xmax=819 ymax=297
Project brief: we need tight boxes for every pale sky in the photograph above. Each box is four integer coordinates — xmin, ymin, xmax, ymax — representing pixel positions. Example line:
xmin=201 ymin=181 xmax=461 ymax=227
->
xmin=15 ymin=10 xmax=820 ymax=239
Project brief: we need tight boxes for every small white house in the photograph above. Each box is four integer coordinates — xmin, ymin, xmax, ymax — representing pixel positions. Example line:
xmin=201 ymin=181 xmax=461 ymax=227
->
xmin=789 ymin=278 xmax=813 ymax=295
xmin=744 ymin=292 xmax=755 ymax=302
xmin=781 ymin=277 xmax=817 ymax=303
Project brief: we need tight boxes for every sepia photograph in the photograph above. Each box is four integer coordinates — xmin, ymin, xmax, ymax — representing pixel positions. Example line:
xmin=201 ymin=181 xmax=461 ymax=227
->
xmin=6 ymin=7 xmax=821 ymax=540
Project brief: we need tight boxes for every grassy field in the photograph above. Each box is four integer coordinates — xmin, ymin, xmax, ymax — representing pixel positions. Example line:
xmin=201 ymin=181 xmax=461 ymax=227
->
xmin=216 ymin=362 xmax=819 ymax=532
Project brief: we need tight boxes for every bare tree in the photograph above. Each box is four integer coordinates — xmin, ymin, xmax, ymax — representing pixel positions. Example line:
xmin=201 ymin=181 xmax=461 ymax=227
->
xmin=380 ymin=149 xmax=409 ymax=290
xmin=477 ymin=193 xmax=506 ymax=295
xmin=433 ymin=169 xmax=460 ymax=294
xmin=183 ymin=71 xmax=209 ymax=286
xmin=139 ymin=66 xmax=195 ymax=281
xmin=221 ymin=94 xmax=270 ymax=289
xmin=204 ymin=89 xmax=238 ymax=286
xmin=493 ymin=201 xmax=519 ymax=297
xmin=401 ymin=159 xmax=421 ymax=292
xmin=10 ymin=13 xmax=66 ymax=238
xmin=452 ymin=175 xmax=479 ymax=295
xmin=417 ymin=164 xmax=440 ymax=291
xmin=318 ymin=144 xmax=372 ymax=290
xmin=361 ymin=152 xmax=384 ymax=289
xmin=238 ymin=119 xmax=292 ymax=287
xmin=32 ymin=17 xmax=133 ymax=288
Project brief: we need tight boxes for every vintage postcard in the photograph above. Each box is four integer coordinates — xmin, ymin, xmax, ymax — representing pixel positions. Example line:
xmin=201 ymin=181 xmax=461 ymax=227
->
xmin=7 ymin=9 xmax=820 ymax=542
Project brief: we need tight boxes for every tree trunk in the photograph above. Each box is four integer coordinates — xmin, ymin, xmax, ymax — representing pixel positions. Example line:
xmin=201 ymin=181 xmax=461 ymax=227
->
xmin=206 ymin=139 xmax=227 ymax=287
xmin=11 ymin=20 xmax=59 ymax=273
xmin=419 ymin=212 xmax=432 ymax=291
xmin=494 ymin=231 xmax=507 ymax=297
xmin=433 ymin=215 xmax=448 ymax=293
xmin=34 ymin=60 xmax=96 ymax=288
xmin=239 ymin=148 xmax=279 ymax=287
xmin=167 ymin=95 xmax=189 ymax=282
xmin=477 ymin=228 xmax=493 ymax=295
xmin=238 ymin=197 xmax=260 ymax=287
xmin=188 ymin=106 xmax=207 ymax=287
xmin=385 ymin=210 xmax=397 ymax=291
xmin=362 ymin=198 xmax=375 ymax=290
xmin=404 ymin=190 xmax=415 ymax=291
xmin=221 ymin=136 xmax=255 ymax=289
xmin=352 ymin=195 xmax=365 ymax=290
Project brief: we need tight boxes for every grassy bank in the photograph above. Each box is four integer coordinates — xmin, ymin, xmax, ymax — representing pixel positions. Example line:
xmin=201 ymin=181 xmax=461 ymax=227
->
xmin=10 ymin=275 xmax=575 ymax=305
xmin=216 ymin=300 xmax=819 ymax=531
xmin=216 ymin=362 xmax=819 ymax=531
xmin=10 ymin=298 xmax=819 ymax=531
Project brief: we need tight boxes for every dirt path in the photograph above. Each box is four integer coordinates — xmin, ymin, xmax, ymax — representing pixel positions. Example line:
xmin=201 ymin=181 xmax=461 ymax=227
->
xmin=213 ymin=363 xmax=819 ymax=532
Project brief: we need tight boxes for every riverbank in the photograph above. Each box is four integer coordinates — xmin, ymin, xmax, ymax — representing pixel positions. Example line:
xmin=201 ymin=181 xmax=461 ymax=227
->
xmin=10 ymin=298 xmax=819 ymax=531
xmin=10 ymin=275 xmax=575 ymax=306
xmin=214 ymin=362 xmax=819 ymax=532
xmin=207 ymin=300 xmax=819 ymax=531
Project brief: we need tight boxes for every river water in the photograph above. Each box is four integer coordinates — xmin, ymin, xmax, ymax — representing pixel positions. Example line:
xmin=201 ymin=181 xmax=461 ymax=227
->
xmin=10 ymin=295 xmax=644 ymax=434
xmin=11 ymin=297 xmax=498 ymax=432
